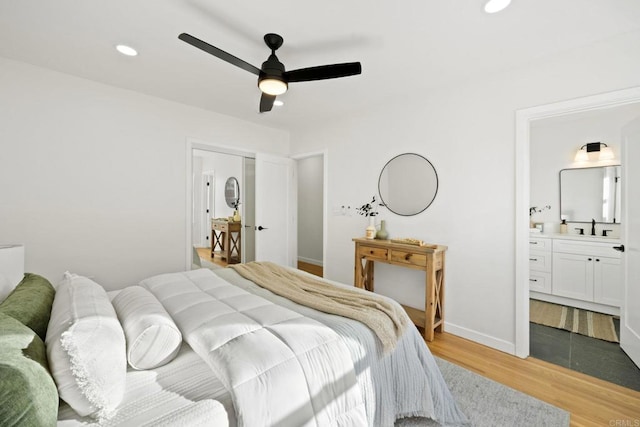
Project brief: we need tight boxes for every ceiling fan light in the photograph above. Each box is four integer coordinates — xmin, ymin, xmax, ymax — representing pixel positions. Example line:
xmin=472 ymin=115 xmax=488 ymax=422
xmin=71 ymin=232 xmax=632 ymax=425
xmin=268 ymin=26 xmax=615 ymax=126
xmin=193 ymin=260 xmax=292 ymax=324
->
xmin=484 ymin=0 xmax=511 ymax=13
xmin=259 ymin=78 xmax=287 ymax=96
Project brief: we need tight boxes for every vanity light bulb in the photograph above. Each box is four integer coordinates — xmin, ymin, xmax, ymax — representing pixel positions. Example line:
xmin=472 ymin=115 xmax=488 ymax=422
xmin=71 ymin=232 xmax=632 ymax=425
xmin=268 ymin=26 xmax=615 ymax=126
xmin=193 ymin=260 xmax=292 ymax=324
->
xmin=574 ymin=149 xmax=589 ymax=162
xmin=599 ymin=146 xmax=615 ymax=161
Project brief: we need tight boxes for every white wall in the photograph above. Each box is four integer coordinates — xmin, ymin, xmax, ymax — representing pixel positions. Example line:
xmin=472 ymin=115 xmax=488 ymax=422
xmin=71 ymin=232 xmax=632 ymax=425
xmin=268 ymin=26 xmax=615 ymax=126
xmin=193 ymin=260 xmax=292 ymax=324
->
xmin=530 ymin=104 xmax=640 ymax=237
xmin=297 ymin=155 xmax=323 ymax=265
xmin=289 ymin=30 xmax=640 ymax=353
xmin=0 ymin=57 xmax=289 ymax=289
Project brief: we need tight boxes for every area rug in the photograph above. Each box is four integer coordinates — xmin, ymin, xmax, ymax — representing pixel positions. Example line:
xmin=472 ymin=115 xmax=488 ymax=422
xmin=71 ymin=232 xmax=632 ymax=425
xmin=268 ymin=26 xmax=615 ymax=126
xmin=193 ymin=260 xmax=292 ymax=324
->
xmin=530 ymin=299 xmax=619 ymax=343
xmin=396 ymin=357 xmax=569 ymax=426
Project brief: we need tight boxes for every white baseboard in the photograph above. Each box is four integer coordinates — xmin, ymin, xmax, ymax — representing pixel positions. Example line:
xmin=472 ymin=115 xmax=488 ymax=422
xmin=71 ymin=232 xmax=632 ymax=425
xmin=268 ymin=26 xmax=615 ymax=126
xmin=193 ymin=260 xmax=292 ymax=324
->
xmin=444 ymin=321 xmax=516 ymax=356
xmin=297 ymin=256 xmax=323 ymax=267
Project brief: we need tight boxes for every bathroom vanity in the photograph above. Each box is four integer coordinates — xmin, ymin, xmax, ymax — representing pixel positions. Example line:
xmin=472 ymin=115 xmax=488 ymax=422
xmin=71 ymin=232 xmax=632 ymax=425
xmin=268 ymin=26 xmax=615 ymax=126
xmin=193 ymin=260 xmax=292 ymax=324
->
xmin=529 ymin=233 xmax=623 ymax=315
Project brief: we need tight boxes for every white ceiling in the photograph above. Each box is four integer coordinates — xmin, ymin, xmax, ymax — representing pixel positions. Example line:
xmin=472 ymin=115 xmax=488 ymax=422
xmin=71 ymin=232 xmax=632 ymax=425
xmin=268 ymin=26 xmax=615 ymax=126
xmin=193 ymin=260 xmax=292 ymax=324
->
xmin=2 ymin=1 xmax=640 ymax=131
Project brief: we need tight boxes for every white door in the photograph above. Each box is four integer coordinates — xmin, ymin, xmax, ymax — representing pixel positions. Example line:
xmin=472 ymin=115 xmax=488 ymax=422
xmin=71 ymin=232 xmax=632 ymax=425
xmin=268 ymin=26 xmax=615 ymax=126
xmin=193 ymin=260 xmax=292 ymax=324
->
xmin=255 ymin=153 xmax=296 ymax=267
xmin=621 ymin=116 xmax=640 ymax=368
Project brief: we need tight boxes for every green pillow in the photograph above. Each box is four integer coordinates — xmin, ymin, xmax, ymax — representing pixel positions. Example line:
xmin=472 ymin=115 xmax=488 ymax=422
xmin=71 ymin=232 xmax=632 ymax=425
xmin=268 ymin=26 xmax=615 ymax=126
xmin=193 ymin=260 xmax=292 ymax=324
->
xmin=0 ymin=312 xmax=58 ymax=427
xmin=0 ymin=273 xmax=55 ymax=340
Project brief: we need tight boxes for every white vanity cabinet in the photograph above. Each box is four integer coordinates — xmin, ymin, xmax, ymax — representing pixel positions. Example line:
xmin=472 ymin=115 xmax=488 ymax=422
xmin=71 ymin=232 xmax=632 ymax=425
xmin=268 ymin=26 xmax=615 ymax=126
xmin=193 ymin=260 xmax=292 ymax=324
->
xmin=528 ymin=237 xmax=552 ymax=293
xmin=552 ymin=239 xmax=622 ymax=308
xmin=529 ymin=235 xmax=622 ymax=315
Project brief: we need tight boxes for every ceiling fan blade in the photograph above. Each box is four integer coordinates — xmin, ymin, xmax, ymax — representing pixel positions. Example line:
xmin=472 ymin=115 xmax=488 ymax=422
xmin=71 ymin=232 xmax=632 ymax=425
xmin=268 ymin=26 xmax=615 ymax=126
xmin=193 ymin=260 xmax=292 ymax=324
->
xmin=178 ymin=33 xmax=261 ymax=76
xmin=284 ymin=62 xmax=362 ymax=83
xmin=259 ymin=93 xmax=276 ymax=113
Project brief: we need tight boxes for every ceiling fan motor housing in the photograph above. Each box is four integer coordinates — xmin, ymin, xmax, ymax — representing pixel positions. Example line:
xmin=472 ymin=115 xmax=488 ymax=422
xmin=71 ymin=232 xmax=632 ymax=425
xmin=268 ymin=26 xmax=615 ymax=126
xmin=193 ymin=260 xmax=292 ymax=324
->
xmin=258 ymin=54 xmax=287 ymax=94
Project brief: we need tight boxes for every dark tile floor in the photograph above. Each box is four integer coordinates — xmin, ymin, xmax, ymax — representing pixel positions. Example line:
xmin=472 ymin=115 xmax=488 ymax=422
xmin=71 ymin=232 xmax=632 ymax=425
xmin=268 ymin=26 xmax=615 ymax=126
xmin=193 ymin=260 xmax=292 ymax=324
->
xmin=530 ymin=320 xmax=640 ymax=391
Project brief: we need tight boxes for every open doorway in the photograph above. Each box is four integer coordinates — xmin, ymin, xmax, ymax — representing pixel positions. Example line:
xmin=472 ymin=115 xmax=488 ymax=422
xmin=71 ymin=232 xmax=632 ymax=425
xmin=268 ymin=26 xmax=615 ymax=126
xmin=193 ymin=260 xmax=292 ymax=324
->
xmin=190 ymin=147 xmax=255 ymax=269
xmin=528 ymin=104 xmax=640 ymax=391
xmin=295 ymin=152 xmax=325 ymax=277
xmin=515 ymin=87 xmax=640 ymax=391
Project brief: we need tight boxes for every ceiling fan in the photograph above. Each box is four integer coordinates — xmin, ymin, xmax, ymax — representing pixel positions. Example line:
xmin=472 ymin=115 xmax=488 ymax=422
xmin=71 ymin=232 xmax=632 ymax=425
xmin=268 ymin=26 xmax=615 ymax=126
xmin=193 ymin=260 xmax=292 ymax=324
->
xmin=178 ymin=33 xmax=362 ymax=113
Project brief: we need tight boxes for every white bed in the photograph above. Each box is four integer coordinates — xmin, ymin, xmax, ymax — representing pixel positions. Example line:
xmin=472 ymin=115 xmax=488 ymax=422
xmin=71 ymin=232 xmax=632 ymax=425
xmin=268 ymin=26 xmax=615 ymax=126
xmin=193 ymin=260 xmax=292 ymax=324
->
xmin=1 ymin=263 xmax=468 ymax=427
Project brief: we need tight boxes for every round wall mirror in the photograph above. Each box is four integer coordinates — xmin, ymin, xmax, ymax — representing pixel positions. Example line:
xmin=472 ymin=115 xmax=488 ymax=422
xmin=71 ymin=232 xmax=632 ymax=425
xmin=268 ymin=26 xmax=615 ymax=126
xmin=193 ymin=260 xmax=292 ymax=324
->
xmin=224 ymin=177 xmax=240 ymax=208
xmin=378 ymin=153 xmax=438 ymax=216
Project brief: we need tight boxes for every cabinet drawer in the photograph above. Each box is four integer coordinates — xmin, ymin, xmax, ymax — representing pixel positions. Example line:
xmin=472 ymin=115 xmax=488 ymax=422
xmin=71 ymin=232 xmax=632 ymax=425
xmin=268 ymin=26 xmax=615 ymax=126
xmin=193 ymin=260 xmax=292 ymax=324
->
xmin=390 ymin=250 xmax=427 ymax=267
xmin=529 ymin=271 xmax=551 ymax=293
xmin=553 ymin=239 xmax=621 ymax=258
xmin=529 ymin=237 xmax=551 ymax=252
xmin=212 ymin=222 xmax=228 ymax=232
xmin=358 ymin=245 xmax=388 ymax=260
xmin=529 ymin=252 xmax=552 ymax=273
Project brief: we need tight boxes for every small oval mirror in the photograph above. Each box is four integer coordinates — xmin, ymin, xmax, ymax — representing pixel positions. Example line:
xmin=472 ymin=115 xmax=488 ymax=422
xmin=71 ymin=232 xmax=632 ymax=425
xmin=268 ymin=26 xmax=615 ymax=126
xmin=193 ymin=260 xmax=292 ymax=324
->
xmin=225 ymin=177 xmax=240 ymax=208
xmin=378 ymin=153 xmax=438 ymax=216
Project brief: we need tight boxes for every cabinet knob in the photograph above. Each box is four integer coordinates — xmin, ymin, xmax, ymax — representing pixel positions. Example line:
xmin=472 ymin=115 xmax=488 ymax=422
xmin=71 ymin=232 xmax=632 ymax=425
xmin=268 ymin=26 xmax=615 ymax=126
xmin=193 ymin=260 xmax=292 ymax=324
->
xmin=529 ymin=278 xmax=538 ymax=282
xmin=588 ymin=258 xmax=592 ymax=261
xmin=405 ymin=254 xmax=411 ymax=261
xmin=596 ymin=258 xmax=600 ymax=262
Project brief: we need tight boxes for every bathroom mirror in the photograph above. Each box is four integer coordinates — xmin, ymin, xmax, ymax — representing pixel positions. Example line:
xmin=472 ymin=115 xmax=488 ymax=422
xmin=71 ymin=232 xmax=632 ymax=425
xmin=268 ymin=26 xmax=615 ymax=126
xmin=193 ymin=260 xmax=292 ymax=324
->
xmin=559 ymin=165 xmax=621 ymax=223
xmin=224 ymin=177 xmax=240 ymax=208
xmin=378 ymin=153 xmax=438 ymax=216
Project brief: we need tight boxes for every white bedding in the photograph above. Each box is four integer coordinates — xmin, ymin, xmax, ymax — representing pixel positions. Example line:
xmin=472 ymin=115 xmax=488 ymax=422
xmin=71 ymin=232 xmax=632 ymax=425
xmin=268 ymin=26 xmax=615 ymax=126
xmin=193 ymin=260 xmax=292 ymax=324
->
xmin=56 ymin=267 xmax=467 ymax=427
xmin=141 ymin=268 xmax=367 ymax=427
xmin=57 ymin=343 xmax=234 ymax=426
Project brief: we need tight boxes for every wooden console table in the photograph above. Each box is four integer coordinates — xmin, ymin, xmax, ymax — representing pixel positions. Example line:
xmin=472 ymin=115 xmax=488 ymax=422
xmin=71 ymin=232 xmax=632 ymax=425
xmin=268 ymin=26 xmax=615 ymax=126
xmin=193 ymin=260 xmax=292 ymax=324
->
xmin=353 ymin=238 xmax=447 ymax=341
xmin=211 ymin=220 xmax=241 ymax=264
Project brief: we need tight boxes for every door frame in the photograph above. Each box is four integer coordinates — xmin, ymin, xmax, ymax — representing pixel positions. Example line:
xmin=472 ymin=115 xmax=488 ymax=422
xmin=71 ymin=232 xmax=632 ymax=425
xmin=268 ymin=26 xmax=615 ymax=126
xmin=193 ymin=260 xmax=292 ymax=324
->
xmin=291 ymin=150 xmax=328 ymax=271
xmin=514 ymin=86 xmax=640 ymax=358
xmin=185 ymin=138 xmax=255 ymax=270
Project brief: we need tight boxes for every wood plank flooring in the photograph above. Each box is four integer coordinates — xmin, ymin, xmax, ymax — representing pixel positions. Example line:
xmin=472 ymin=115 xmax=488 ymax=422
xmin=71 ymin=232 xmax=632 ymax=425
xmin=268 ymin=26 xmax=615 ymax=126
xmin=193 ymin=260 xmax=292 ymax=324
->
xmin=427 ymin=331 xmax=640 ymax=426
xmin=297 ymin=260 xmax=323 ymax=277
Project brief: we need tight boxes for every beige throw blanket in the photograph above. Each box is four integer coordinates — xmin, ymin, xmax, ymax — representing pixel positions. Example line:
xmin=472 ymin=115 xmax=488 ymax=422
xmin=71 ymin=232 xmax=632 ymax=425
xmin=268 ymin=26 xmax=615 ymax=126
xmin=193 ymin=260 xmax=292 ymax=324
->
xmin=229 ymin=261 xmax=409 ymax=353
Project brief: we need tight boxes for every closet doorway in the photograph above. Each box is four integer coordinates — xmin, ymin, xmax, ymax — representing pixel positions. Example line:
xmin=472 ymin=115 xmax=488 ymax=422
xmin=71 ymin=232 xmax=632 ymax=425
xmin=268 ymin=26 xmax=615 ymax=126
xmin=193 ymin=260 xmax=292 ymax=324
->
xmin=294 ymin=151 xmax=326 ymax=277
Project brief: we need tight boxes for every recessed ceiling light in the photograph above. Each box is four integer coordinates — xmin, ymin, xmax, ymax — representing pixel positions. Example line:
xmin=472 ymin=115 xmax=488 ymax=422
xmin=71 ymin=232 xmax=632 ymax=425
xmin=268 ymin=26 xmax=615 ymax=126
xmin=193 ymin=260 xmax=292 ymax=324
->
xmin=273 ymin=100 xmax=284 ymax=107
xmin=116 ymin=44 xmax=138 ymax=57
xmin=484 ymin=0 xmax=511 ymax=13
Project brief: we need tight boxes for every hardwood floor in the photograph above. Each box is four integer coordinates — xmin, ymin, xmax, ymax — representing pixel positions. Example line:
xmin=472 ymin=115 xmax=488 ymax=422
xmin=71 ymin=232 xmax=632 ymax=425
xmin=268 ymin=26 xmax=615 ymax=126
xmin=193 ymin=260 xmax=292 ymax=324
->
xmin=297 ymin=260 xmax=323 ymax=277
xmin=196 ymin=247 xmax=228 ymax=268
xmin=427 ymin=331 xmax=640 ymax=426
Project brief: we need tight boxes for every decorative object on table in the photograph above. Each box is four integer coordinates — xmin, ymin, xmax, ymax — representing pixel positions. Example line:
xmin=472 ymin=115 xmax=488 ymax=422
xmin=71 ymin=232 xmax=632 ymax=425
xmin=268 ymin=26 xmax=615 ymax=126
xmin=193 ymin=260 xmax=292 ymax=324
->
xmin=376 ymin=219 xmax=389 ymax=240
xmin=232 ymin=200 xmax=241 ymax=222
xmin=529 ymin=205 xmax=550 ymax=228
xmin=390 ymin=238 xmax=433 ymax=247
xmin=357 ymin=196 xmax=379 ymax=239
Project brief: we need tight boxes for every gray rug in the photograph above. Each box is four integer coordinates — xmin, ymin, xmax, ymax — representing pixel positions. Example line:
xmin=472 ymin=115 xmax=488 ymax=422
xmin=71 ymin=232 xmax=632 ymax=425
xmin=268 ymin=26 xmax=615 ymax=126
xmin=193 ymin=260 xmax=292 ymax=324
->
xmin=396 ymin=357 xmax=569 ymax=426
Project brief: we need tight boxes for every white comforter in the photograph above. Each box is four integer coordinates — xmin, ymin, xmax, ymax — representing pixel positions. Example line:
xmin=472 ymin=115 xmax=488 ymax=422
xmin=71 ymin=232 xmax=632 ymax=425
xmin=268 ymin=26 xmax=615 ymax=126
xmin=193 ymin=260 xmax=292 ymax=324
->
xmin=140 ymin=268 xmax=367 ymax=427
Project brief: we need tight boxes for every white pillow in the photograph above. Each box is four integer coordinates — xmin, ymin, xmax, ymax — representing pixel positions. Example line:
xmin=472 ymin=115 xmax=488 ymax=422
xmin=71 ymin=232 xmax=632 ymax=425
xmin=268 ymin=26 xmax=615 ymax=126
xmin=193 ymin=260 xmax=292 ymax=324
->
xmin=111 ymin=286 xmax=182 ymax=370
xmin=45 ymin=273 xmax=126 ymax=419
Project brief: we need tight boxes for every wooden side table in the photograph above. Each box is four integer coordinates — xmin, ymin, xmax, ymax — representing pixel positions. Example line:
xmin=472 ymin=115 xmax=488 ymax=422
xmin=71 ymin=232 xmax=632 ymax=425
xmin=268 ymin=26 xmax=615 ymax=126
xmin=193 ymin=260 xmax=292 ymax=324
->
xmin=352 ymin=238 xmax=447 ymax=341
xmin=211 ymin=220 xmax=242 ymax=264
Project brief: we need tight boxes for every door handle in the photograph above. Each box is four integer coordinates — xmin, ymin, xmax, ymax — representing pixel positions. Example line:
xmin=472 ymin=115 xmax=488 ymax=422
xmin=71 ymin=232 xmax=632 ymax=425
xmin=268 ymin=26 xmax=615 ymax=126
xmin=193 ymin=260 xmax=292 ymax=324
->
xmin=613 ymin=245 xmax=625 ymax=252
xmin=257 ymin=226 xmax=268 ymax=231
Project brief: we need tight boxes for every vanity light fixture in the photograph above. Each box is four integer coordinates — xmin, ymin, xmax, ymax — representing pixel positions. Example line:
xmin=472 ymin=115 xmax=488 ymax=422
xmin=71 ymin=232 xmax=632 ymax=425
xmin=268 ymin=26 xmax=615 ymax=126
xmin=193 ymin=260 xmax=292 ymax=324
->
xmin=574 ymin=142 xmax=615 ymax=162
xmin=484 ymin=0 xmax=512 ymax=13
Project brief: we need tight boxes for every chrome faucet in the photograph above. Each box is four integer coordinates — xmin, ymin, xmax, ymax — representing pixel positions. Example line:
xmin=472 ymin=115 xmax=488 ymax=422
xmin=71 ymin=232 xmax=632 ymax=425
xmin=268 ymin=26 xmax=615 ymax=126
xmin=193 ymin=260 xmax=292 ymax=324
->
xmin=591 ymin=219 xmax=596 ymax=236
